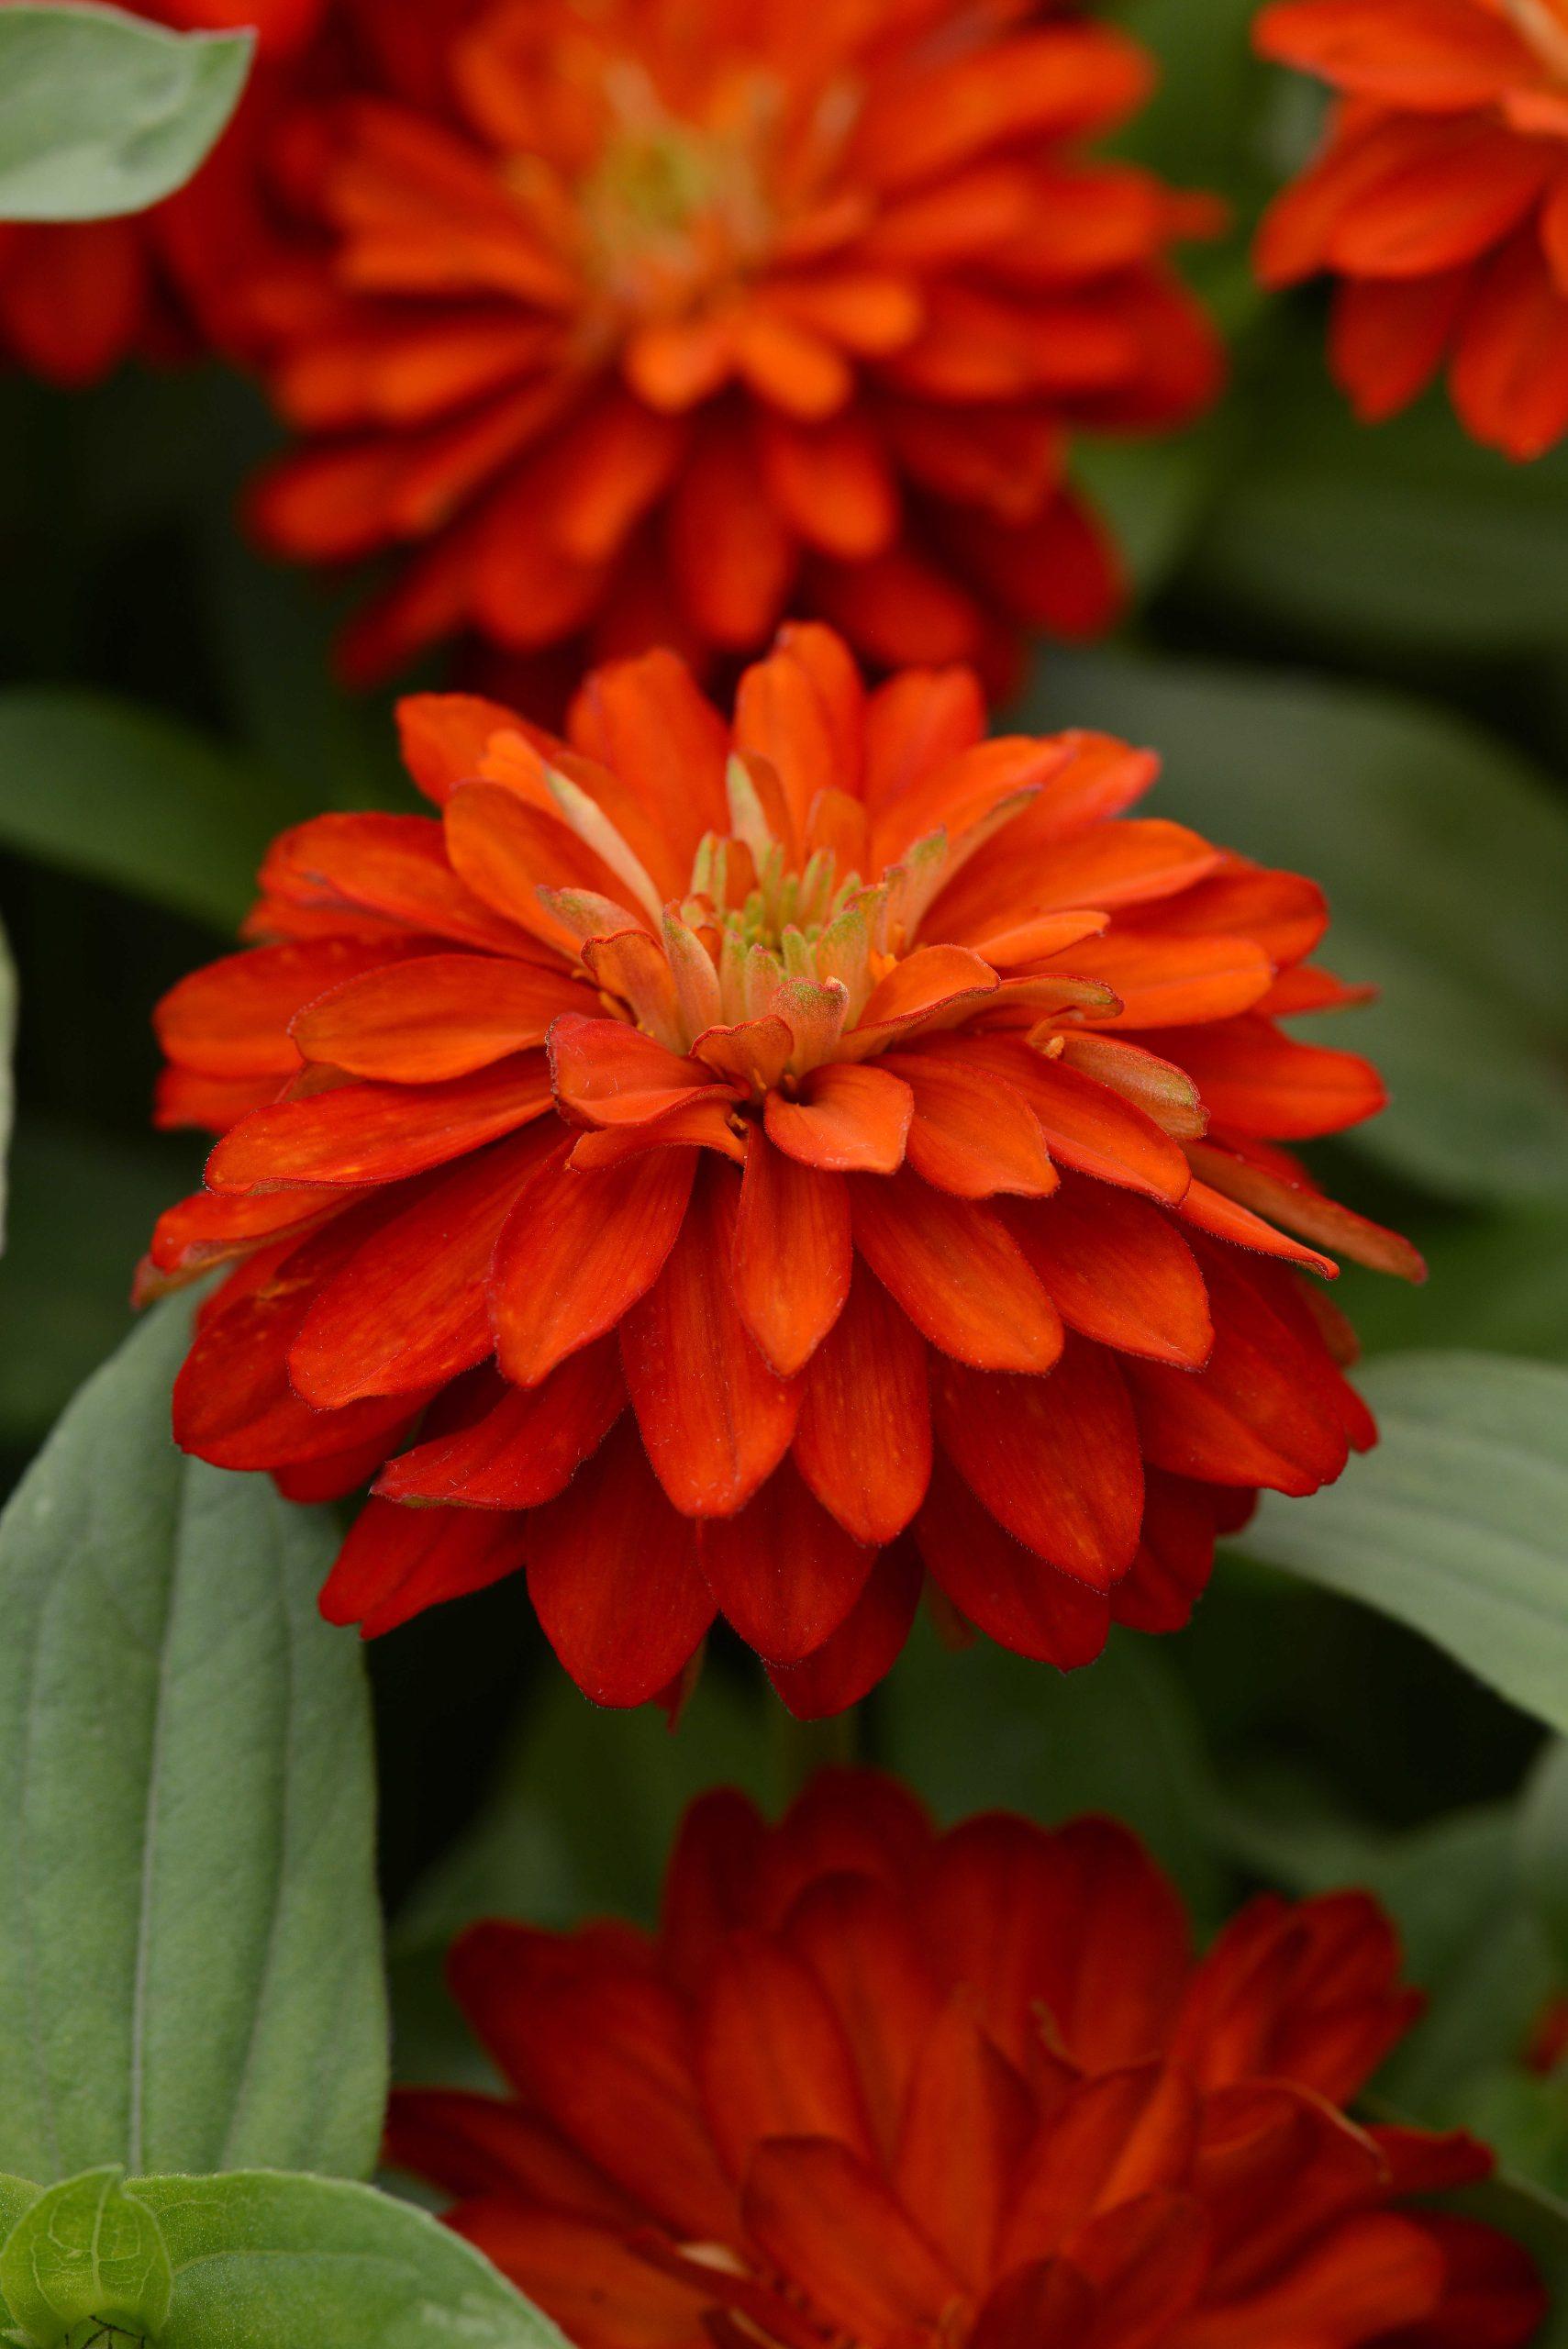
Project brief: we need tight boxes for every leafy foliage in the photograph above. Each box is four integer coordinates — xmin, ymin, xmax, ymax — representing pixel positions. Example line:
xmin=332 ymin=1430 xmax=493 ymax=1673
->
xmin=0 ymin=1300 xmax=387 ymax=2185
xmin=0 ymin=6 xmax=251 ymax=224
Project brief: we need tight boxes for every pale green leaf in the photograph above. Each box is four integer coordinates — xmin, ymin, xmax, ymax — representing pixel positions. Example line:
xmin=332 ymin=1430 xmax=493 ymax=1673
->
xmin=0 ymin=5 xmax=250 ymax=224
xmin=1241 ymin=1353 xmax=1568 ymax=1736
xmin=130 ymin=2172 xmax=565 ymax=2349
xmin=0 ymin=1298 xmax=387 ymax=2184
xmin=0 ymin=691 xmax=311 ymax=929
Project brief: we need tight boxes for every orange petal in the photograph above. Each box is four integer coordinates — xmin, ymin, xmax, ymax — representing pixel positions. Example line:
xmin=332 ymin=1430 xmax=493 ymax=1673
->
xmin=767 ymin=1541 xmax=925 ymax=1719
xmin=733 ymin=1130 xmax=852 ymax=1376
xmin=550 ymin=1013 xmax=729 ymax=1128
xmin=293 ymin=952 xmax=591 ymax=1080
xmin=206 ymin=1053 xmax=552 ymax=1192
xmin=932 ymin=1338 xmax=1144 ymax=1590
xmin=851 ymin=1167 xmax=1062 ymax=1373
xmin=445 ymin=780 xmax=647 ymax=955
xmin=492 ymin=1140 xmax=696 ymax=1386
xmin=1167 ymin=1016 xmax=1386 ymax=1138
xmin=290 ymin=1122 xmax=561 ymax=1406
xmin=1007 ymin=1179 xmax=1213 ymax=1369
xmin=886 ymin=1048 xmax=1056 ymax=1198
xmin=1056 ymin=1035 xmax=1207 ymax=1140
xmin=375 ymin=1344 xmax=623 ymax=1506
xmin=766 ymin=1063 xmax=914 ymax=1174
xmin=525 ymin=1420 xmax=716 ymax=1709
xmin=996 ymin=1048 xmax=1192 ymax=1203
xmin=698 ymin=1930 xmax=876 ymax=2177
xmin=396 ymin=692 xmax=530 ymax=807
xmin=697 ymin=1460 xmax=875 ymax=1666
xmin=621 ymin=1162 xmax=802 ymax=1515
xmin=895 ymin=1998 xmax=1035 ymax=2288
xmin=915 ymin=1458 xmax=1108 ymax=1666
xmin=156 ymin=938 xmax=414 ymax=1078
xmin=794 ymin=1261 xmax=932 ymax=1543
xmin=1186 ymin=1140 xmax=1423 ymax=1281
xmin=1064 ymin=931 xmax=1276 ymax=1027
xmin=257 ymin=810 xmax=538 ymax=957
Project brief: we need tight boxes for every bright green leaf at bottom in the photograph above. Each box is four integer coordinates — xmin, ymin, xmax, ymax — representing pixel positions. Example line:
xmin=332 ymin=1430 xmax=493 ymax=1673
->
xmin=130 ymin=2173 xmax=564 ymax=2349
xmin=0 ymin=2172 xmax=170 ymax=2348
xmin=1241 ymin=1353 xmax=1568 ymax=1737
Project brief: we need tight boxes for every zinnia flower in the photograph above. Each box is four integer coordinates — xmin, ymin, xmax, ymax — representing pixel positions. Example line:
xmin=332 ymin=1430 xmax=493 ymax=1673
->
xmin=241 ymin=0 xmax=1223 ymax=685
xmin=145 ymin=624 xmax=1419 ymax=1715
xmin=0 ymin=0 xmax=328 ymax=386
xmin=1255 ymin=0 xmax=1568 ymax=457
xmin=388 ymin=1772 xmax=1546 ymax=2349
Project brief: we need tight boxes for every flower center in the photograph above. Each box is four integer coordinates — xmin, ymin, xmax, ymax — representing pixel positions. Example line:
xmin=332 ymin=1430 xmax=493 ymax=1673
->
xmin=577 ymin=64 xmax=778 ymax=314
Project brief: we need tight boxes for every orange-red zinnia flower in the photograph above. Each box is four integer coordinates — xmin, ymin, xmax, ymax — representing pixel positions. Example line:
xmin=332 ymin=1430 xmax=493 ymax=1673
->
xmin=1255 ymin=0 xmax=1568 ymax=457
xmin=241 ymin=0 xmax=1223 ymax=685
xmin=146 ymin=625 xmax=1419 ymax=1714
xmin=388 ymin=1773 xmax=1546 ymax=2349
xmin=0 ymin=0 xmax=330 ymax=385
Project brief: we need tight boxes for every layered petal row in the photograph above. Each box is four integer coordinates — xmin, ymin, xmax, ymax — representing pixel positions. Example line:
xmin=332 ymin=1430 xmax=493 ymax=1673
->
xmin=1255 ymin=0 xmax=1568 ymax=456
xmin=389 ymin=1773 xmax=1546 ymax=2349
xmin=147 ymin=622 xmax=1421 ymax=1710
xmin=228 ymin=0 xmax=1224 ymax=684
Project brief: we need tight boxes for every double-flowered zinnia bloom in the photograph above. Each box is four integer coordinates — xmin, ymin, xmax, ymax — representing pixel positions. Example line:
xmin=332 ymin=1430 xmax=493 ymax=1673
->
xmin=0 ymin=0 xmax=331 ymax=385
xmin=388 ymin=1774 xmax=1546 ymax=2349
xmin=147 ymin=625 xmax=1420 ymax=1715
xmin=1255 ymin=0 xmax=1568 ymax=457
xmin=242 ymin=0 xmax=1222 ymax=685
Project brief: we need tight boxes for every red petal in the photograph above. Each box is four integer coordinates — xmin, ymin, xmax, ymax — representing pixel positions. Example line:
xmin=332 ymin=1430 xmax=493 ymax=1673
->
xmin=396 ymin=693 xmax=530 ymax=807
xmin=622 ymin=1163 xmax=801 ymax=1515
xmin=1164 ymin=1016 xmax=1386 ymax=1138
xmin=550 ymin=1013 xmax=726 ymax=1128
xmin=526 ymin=1421 xmax=716 ymax=1706
xmin=206 ymin=1055 xmax=552 ymax=1191
xmin=291 ymin=1126 xmax=560 ymax=1406
xmin=320 ymin=1497 xmax=524 ymax=1635
xmin=258 ymin=810 xmax=536 ymax=955
xmin=990 ymin=1047 xmax=1192 ymax=1203
xmin=1127 ymin=1243 xmax=1358 ymax=1496
xmin=733 ymin=1132 xmax=852 ymax=1376
xmin=999 ymin=2065 xmax=1200 ymax=2267
xmin=1007 ymin=1178 xmax=1213 ymax=1367
xmin=916 ymin=1457 xmax=1110 ymax=1666
xmin=293 ymin=952 xmax=590 ymax=1081
xmin=698 ymin=1932 xmax=875 ymax=2176
xmin=450 ymin=1920 xmax=737 ymax=2240
xmin=156 ymin=938 xmax=408 ymax=1077
xmin=933 ymin=1340 xmax=1144 ymax=1590
xmin=765 ymin=1063 xmax=915 ymax=1174
xmin=767 ymin=1540 xmax=924 ymax=1718
xmin=449 ymin=2202 xmax=713 ymax=2349
xmin=851 ymin=1168 xmax=1062 ymax=1373
xmin=741 ymin=2139 xmax=960 ymax=2341
xmin=375 ymin=1343 xmax=623 ymax=1506
xmin=698 ymin=1458 xmax=874 ymax=1664
xmin=794 ymin=1261 xmax=932 ymax=1543
xmin=1066 ymin=931 xmax=1276 ymax=1027
xmin=887 ymin=1049 xmax=1056 ymax=1198
xmin=492 ymin=1141 xmax=696 ymax=1387
xmin=895 ymin=1997 xmax=1035 ymax=2286
xmin=781 ymin=1873 xmax=941 ymax=2166
xmin=385 ymin=2086 xmax=636 ymax=2218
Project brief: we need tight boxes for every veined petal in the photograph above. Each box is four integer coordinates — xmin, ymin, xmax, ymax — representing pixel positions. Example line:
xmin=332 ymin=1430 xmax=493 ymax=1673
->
xmin=851 ymin=1168 xmax=1063 ymax=1374
xmin=292 ymin=952 xmax=592 ymax=1080
xmin=733 ymin=1130 xmax=852 ymax=1376
xmin=492 ymin=1140 xmax=697 ymax=1386
xmin=766 ymin=1063 xmax=915 ymax=1174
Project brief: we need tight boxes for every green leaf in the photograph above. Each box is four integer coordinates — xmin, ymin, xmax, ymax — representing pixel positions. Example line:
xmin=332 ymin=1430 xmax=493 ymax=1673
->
xmin=129 ymin=2172 xmax=564 ymax=2349
xmin=0 ymin=918 xmax=14 ymax=1255
xmin=1184 ymin=333 xmax=1568 ymax=657
xmin=0 ymin=5 xmax=251 ymax=224
xmin=0 ymin=691 xmax=311 ymax=929
xmin=0 ymin=1297 xmax=387 ymax=2184
xmin=1241 ymin=1353 xmax=1568 ymax=1737
xmin=881 ymin=1619 xmax=1226 ymax=1926
xmin=0 ymin=2171 xmax=171 ymax=2348
xmin=1519 ymin=1742 xmax=1568 ymax=1976
xmin=1027 ymin=648 xmax=1568 ymax=1204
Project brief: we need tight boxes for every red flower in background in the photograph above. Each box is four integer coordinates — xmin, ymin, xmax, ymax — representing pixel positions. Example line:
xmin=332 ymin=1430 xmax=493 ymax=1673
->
xmin=389 ymin=1774 xmax=1545 ymax=2349
xmin=146 ymin=626 xmax=1419 ymax=1715
xmin=0 ymin=0 xmax=330 ymax=385
xmin=241 ymin=0 xmax=1222 ymax=685
xmin=1255 ymin=0 xmax=1568 ymax=457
